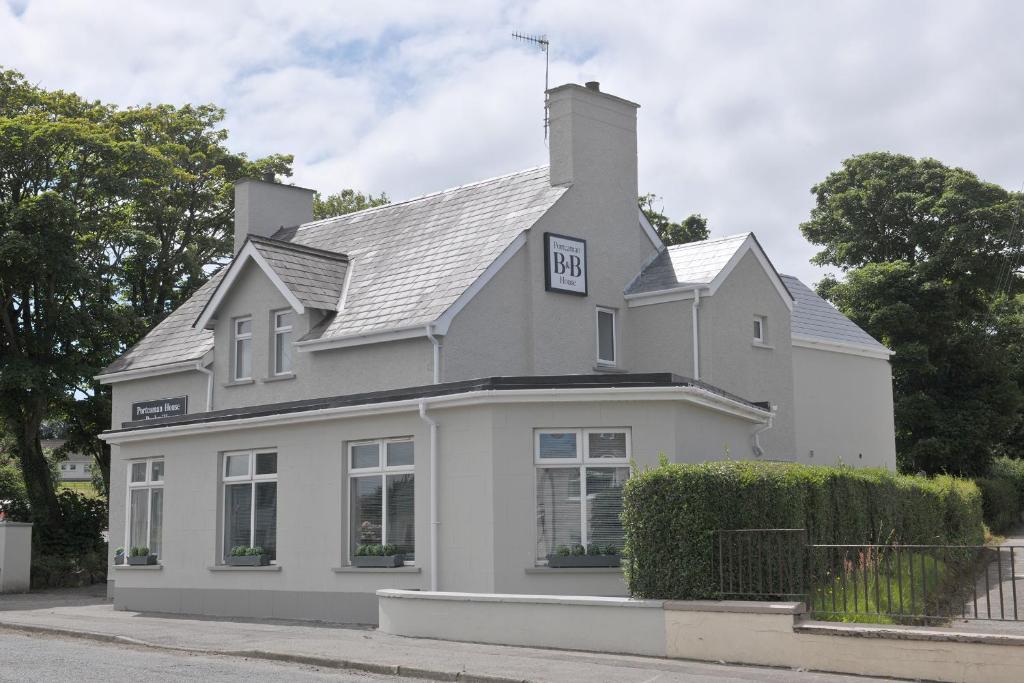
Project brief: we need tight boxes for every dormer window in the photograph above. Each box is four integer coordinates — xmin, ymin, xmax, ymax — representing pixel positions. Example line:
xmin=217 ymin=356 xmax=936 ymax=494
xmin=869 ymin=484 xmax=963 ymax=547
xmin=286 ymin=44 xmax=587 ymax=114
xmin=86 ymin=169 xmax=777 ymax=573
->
xmin=273 ymin=310 xmax=294 ymax=376
xmin=233 ymin=317 xmax=253 ymax=381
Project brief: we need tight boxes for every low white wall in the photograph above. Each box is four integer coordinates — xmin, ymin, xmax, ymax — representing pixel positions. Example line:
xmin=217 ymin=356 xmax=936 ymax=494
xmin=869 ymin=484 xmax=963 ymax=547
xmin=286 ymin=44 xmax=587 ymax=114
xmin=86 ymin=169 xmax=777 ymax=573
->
xmin=0 ymin=521 xmax=32 ymax=593
xmin=377 ymin=590 xmax=667 ymax=656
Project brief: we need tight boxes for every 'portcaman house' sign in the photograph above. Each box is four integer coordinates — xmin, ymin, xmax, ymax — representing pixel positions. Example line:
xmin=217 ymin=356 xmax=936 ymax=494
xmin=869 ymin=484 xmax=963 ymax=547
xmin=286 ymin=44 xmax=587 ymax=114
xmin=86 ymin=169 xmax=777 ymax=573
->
xmin=544 ymin=232 xmax=588 ymax=296
xmin=131 ymin=396 xmax=188 ymax=421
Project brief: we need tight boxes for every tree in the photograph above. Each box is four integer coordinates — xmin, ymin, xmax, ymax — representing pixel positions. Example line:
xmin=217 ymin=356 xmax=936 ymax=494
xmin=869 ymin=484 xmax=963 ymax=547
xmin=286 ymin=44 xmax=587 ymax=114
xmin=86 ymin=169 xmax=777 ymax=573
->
xmin=313 ymin=189 xmax=389 ymax=220
xmin=801 ymin=152 xmax=1024 ymax=475
xmin=638 ymin=194 xmax=709 ymax=246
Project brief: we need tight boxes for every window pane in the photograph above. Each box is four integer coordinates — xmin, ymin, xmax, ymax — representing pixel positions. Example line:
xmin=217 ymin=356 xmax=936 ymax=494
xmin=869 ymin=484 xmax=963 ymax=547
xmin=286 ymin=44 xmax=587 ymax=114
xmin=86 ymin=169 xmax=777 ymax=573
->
xmin=224 ymin=483 xmax=252 ymax=559
xmin=150 ymin=461 xmax=164 ymax=482
xmin=235 ymin=338 xmax=252 ymax=379
xmin=275 ymin=330 xmax=293 ymax=374
xmin=586 ymin=467 xmax=629 ymax=549
xmin=386 ymin=473 xmax=415 ymax=559
xmin=255 ymin=452 xmax=277 ymax=475
xmin=536 ymin=467 xmax=582 ymax=560
xmin=754 ymin=318 xmax=763 ymax=340
xmin=225 ymin=453 xmax=250 ymax=478
xmin=588 ymin=432 xmax=627 ymax=459
xmin=149 ymin=488 xmax=163 ymax=558
xmin=538 ymin=432 xmax=577 ymax=459
xmin=386 ymin=441 xmax=414 ymax=467
xmin=275 ymin=311 xmax=294 ymax=330
xmin=130 ymin=462 xmax=147 ymax=483
xmin=236 ymin=318 xmax=251 ymax=335
xmin=254 ymin=481 xmax=277 ymax=560
xmin=129 ymin=489 xmax=148 ymax=550
xmin=598 ymin=310 xmax=615 ymax=361
xmin=350 ymin=476 xmax=383 ymax=556
xmin=351 ymin=443 xmax=380 ymax=469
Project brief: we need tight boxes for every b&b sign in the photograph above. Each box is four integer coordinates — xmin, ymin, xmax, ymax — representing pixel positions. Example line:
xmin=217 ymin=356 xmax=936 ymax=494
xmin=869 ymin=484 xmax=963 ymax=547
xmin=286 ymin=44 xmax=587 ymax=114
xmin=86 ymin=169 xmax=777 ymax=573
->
xmin=544 ymin=232 xmax=588 ymax=296
xmin=132 ymin=396 xmax=187 ymax=421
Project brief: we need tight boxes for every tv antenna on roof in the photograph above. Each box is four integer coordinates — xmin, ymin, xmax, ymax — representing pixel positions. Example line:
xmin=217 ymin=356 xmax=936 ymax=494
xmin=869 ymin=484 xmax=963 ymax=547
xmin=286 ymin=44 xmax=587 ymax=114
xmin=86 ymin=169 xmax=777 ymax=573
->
xmin=512 ymin=32 xmax=550 ymax=140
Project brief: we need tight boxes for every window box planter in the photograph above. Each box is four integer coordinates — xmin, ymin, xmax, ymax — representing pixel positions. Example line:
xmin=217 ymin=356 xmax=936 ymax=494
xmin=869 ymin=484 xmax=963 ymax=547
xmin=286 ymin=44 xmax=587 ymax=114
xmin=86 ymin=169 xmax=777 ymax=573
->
xmin=114 ymin=551 xmax=125 ymax=566
xmin=546 ymin=554 xmax=621 ymax=568
xmin=352 ymin=554 xmax=405 ymax=568
xmin=226 ymin=554 xmax=271 ymax=567
xmin=126 ymin=554 xmax=158 ymax=566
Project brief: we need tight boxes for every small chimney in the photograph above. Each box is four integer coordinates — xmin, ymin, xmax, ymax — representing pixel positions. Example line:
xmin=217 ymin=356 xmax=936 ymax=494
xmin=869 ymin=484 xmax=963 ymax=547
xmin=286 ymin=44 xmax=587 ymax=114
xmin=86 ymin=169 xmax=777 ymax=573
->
xmin=233 ymin=179 xmax=315 ymax=253
xmin=585 ymin=81 xmax=600 ymax=91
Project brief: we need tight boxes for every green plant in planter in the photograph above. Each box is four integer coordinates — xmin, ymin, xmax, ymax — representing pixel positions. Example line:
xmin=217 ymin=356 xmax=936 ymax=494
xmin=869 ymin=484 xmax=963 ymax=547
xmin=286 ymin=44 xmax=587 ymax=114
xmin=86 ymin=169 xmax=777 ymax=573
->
xmin=353 ymin=543 xmax=404 ymax=567
xmin=129 ymin=546 xmax=149 ymax=557
xmin=230 ymin=546 xmax=265 ymax=556
xmin=126 ymin=546 xmax=157 ymax=565
xmin=355 ymin=543 xmax=399 ymax=557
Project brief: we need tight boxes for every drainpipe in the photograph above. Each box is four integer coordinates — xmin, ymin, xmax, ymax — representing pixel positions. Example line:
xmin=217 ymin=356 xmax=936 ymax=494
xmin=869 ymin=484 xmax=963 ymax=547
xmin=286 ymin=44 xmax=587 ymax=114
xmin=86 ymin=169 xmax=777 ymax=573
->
xmin=691 ymin=289 xmax=702 ymax=381
xmin=196 ymin=362 xmax=214 ymax=411
xmin=751 ymin=407 xmax=775 ymax=457
xmin=425 ymin=324 xmax=442 ymax=385
xmin=418 ymin=400 xmax=439 ymax=591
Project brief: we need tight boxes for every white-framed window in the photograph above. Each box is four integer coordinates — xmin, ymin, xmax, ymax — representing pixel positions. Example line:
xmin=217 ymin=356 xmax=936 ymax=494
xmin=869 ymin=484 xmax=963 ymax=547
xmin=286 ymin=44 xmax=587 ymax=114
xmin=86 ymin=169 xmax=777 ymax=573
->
xmin=348 ymin=438 xmax=415 ymax=563
xmin=126 ymin=458 xmax=164 ymax=558
xmin=233 ymin=316 xmax=253 ymax=381
xmin=534 ymin=428 xmax=631 ymax=562
xmin=222 ymin=450 xmax=277 ymax=561
xmin=753 ymin=315 xmax=766 ymax=344
xmin=596 ymin=307 xmax=617 ymax=366
xmin=272 ymin=310 xmax=294 ymax=376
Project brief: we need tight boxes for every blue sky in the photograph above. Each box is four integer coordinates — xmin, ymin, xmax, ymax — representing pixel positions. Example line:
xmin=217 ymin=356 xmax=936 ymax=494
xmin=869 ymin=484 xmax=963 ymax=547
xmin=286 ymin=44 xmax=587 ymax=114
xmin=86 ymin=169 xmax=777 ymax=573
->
xmin=2 ymin=0 xmax=1022 ymax=285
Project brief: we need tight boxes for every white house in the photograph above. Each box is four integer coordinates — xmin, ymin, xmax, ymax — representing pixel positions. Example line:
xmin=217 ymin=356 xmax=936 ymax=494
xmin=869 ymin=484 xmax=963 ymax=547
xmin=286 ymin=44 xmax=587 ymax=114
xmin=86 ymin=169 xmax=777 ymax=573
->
xmin=98 ymin=81 xmax=895 ymax=623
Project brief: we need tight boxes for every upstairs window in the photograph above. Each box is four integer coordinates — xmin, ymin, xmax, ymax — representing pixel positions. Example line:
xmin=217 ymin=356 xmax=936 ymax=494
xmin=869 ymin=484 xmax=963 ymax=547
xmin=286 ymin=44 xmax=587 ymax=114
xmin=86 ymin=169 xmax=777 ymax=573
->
xmin=233 ymin=317 xmax=252 ymax=381
xmin=596 ymin=308 xmax=617 ymax=366
xmin=753 ymin=315 xmax=766 ymax=344
xmin=273 ymin=310 xmax=294 ymax=376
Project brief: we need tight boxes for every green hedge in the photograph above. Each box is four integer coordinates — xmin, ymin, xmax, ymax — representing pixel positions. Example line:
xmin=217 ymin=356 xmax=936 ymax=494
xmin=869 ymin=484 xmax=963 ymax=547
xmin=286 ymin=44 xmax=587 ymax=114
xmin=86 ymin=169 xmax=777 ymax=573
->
xmin=981 ymin=457 xmax=1024 ymax=532
xmin=621 ymin=461 xmax=983 ymax=600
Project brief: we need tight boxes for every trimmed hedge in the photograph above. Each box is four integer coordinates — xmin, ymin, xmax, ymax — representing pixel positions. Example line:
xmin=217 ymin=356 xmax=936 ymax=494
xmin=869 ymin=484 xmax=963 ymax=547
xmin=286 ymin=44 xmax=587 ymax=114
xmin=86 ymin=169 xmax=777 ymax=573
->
xmin=981 ymin=457 xmax=1024 ymax=532
xmin=621 ymin=461 xmax=983 ymax=600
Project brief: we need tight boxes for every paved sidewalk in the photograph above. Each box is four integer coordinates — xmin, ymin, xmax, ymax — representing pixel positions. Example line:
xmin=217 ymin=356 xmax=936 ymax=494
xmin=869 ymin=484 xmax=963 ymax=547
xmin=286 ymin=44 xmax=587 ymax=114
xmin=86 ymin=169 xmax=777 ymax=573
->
xmin=0 ymin=588 xmax=886 ymax=682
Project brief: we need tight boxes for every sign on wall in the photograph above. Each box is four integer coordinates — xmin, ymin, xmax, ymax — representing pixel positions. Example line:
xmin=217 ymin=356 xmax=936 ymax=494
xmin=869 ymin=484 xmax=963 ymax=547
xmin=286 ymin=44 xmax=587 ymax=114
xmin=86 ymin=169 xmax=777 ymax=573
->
xmin=132 ymin=396 xmax=188 ymax=421
xmin=544 ymin=232 xmax=588 ymax=296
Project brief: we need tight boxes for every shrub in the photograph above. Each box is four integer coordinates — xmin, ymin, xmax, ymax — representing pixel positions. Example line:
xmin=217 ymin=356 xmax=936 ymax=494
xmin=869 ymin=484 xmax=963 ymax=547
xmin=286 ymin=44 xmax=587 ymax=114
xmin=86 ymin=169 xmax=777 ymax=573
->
xmin=987 ymin=457 xmax=1024 ymax=516
xmin=355 ymin=543 xmax=399 ymax=556
xmin=230 ymin=546 xmax=265 ymax=557
xmin=621 ymin=461 xmax=984 ymax=600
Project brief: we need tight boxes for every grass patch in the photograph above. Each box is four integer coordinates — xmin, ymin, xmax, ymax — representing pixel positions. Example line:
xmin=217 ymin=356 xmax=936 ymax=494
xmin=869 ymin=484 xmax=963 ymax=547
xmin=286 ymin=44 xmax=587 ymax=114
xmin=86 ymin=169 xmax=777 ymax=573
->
xmin=60 ymin=481 xmax=102 ymax=498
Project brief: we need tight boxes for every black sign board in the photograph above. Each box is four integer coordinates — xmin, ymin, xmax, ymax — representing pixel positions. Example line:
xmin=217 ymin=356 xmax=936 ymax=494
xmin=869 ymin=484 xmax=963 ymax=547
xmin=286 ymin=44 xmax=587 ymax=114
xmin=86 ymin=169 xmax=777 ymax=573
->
xmin=544 ymin=232 xmax=588 ymax=296
xmin=132 ymin=396 xmax=188 ymax=421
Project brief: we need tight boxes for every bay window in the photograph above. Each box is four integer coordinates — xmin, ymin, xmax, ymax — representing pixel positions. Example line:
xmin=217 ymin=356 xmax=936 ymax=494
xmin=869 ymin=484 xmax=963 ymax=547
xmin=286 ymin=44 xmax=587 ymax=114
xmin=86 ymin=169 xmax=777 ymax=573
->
xmin=126 ymin=458 xmax=164 ymax=558
xmin=535 ymin=428 xmax=630 ymax=562
xmin=348 ymin=438 xmax=414 ymax=562
xmin=222 ymin=450 xmax=277 ymax=561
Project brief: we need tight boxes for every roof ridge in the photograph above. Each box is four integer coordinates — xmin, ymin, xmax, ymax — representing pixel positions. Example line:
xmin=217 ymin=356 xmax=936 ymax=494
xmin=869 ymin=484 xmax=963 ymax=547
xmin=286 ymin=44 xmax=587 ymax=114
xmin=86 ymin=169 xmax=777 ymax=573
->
xmin=293 ymin=165 xmax=550 ymax=231
xmin=665 ymin=232 xmax=752 ymax=251
xmin=248 ymin=235 xmax=348 ymax=261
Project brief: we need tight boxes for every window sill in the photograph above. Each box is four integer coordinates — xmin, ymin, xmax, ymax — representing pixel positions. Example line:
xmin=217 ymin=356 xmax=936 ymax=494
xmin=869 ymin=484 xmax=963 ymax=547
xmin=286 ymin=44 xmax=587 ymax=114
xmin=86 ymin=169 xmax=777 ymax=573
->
xmin=751 ymin=342 xmax=774 ymax=350
xmin=112 ymin=563 xmax=163 ymax=571
xmin=525 ymin=566 xmax=624 ymax=574
xmin=592 ymin=364 xmax=629 ymax=374
xmin=207 ymin=564 xmax=282 ymax=572
xmin=223 ymin=378 xmax=255 ymax=387
xmin=262 ymin=373 xmax=296 ymax=383
xmin=332 ymin=566 xmax=421 ymax=574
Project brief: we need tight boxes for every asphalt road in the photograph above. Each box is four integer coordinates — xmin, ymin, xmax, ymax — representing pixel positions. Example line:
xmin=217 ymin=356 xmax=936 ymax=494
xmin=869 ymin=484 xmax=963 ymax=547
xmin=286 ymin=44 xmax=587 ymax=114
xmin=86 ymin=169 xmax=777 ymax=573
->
xmin=0 ymin=631 xmax=402 ymax=683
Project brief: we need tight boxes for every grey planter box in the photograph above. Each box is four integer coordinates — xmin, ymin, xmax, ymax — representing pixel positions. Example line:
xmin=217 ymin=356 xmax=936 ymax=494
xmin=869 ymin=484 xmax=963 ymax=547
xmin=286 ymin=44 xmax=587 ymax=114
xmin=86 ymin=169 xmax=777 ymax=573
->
xmin=352 ymin=554 xmax=405 ymax=568
xmin=546 ymin=554 xmax=621 ymax=568
xmin=126 ymin=555 xmax=157 ymax=566
xmin=226 ymin=554 xmax=271 ymax=566
xmin=114 ymin=553 xmax=125 ymax=566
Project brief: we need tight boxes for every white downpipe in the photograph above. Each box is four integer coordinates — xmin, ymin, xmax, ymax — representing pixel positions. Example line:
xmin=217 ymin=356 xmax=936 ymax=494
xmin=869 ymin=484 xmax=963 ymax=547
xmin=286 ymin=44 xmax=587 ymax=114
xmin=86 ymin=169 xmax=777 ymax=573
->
xmin=691 ymin=289 xmax=702 ymax=381
xmin=751 ymin=408 xmax=775 ymax=457
xmin=418 ymin=400 xmax=440 ymax=591
xmin=196 ymin=363 xmax=214 ymax=411
xmin=425 ymin=324 xmax=442 ymax=385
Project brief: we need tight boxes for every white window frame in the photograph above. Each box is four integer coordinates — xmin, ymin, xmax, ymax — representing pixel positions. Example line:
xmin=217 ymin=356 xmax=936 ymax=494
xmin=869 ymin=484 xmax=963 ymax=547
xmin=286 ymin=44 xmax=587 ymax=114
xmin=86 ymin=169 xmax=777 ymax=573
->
xmin=272 ymin=309 xmax=294 ymax=376
xmin=595 ymin=307 xmax=617 ymax=367
xmin=124 ymin=457 xmax=164 ymax=558
xmin=221 ymin=449 xmax=278 ymax=562
xmin=233 ymin=316 xmax=253 ymax=381
xmin=534 ymin=428 xmax=631 ymax=554
xmin=753 ymin=315 xmax=766 ymax=344
xmin=347 ymin=437 xmax=415 ymax=565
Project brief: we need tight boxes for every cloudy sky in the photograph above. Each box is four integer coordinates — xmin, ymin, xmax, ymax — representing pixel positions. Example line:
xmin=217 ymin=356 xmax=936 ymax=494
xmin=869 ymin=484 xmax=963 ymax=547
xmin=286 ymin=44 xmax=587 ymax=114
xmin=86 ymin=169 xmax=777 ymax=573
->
xmin=2 ymin=0 xmax=1021 ymax=284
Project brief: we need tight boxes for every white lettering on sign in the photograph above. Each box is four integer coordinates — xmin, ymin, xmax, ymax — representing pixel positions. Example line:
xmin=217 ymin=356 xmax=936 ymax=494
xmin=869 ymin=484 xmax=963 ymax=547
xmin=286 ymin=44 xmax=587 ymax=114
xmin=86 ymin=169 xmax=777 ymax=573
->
xmin=131 ymin=396 xmax=188 ymax=421
xmin=545 ymin=233 xmax=588 ymax=296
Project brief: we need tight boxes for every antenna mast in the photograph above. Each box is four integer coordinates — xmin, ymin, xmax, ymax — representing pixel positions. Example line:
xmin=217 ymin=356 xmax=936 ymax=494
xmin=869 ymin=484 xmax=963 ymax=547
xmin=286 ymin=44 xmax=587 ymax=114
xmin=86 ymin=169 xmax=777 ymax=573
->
xmin=512 ymin=32 xmax=550 ymax=139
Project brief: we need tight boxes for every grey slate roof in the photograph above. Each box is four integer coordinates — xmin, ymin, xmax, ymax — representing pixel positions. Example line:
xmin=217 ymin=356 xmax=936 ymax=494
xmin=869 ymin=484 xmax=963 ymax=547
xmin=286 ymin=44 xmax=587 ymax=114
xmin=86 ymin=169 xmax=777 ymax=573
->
xmin=625 ymin=233 xmax=751 ymax=295
xmin=101 ymin=167 xmax=566 ymax=375
xmin=781 ymin=275 xmax=889 ymax=352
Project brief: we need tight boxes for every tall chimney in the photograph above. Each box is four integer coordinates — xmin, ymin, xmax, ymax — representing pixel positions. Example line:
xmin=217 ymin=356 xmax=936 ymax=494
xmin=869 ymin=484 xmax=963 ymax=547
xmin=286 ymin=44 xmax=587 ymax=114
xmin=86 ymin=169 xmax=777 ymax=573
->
xmin=233 ymin=179 xmax=316 ymax=253
xmin=547 ymin=82 xmax=639 ymax=199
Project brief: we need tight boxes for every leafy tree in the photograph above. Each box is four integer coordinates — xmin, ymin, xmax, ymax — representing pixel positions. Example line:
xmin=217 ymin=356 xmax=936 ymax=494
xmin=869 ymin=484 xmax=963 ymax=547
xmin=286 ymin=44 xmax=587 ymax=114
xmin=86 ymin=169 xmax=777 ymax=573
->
xmin=638 ymin=193 xmax=709 ymax=246
xmin=802 ymin=152 xmax=1024 ymax=475
xmin=313 ymin=188 xmax=389 ymax=220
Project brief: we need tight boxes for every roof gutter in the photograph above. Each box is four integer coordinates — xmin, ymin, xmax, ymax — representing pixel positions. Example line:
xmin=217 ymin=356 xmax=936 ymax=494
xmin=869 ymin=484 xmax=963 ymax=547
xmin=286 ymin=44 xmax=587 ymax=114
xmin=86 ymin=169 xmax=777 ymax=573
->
xmin=95 ymin=358 xmax=208 ymax=385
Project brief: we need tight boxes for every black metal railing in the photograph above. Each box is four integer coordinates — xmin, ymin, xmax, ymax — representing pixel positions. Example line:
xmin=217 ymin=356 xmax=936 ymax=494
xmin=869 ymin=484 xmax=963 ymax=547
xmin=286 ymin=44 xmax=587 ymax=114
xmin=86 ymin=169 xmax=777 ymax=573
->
xmin=715 ymin=529 xmax=1024 ymax=624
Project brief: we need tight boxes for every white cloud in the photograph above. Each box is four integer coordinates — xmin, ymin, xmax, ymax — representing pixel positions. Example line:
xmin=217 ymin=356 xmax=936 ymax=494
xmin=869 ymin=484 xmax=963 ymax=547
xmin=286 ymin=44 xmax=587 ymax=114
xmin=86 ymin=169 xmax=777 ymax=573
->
xmin=2 ymin=0 xmax=1022 ymax=285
